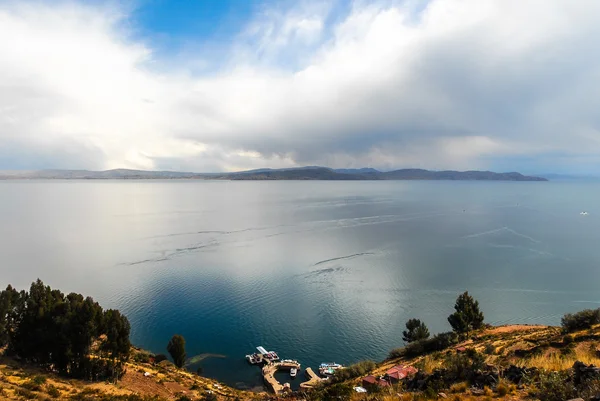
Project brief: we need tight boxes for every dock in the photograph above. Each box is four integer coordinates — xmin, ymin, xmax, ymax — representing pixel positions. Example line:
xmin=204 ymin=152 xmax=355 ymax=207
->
xmin=261 ymin=361 xmax=301 ymax=394
xmin=299 ymin=367 xmax=325 ymax=390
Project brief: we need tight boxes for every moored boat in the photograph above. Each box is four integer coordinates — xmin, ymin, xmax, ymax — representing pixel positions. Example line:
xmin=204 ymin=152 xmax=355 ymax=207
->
xmin=319 ymin=362 xmax=343 ymax=376
xmin=290 ymin=367 xmax=297 ymax=378
xmin=246 ymin=353 xmax=263 ymax=364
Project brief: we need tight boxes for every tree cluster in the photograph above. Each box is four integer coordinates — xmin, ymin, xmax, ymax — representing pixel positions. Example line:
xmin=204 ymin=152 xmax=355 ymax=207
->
xmin=0 ymin=279 xmax=131 ymax=381
xmin=561 ymin=308 xmax=600 ymax=333
xmin=392 ymin=291 xmax=485 ymax=359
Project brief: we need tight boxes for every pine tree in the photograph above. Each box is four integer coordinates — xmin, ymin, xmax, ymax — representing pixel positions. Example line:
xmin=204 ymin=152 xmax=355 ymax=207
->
xmin=402 ymin=318 xmax=430 ymax=343
xmin=167 ymin=334 xmax=187 ymax=368
xmin=448 ymin=291 xmax=484 ymax=338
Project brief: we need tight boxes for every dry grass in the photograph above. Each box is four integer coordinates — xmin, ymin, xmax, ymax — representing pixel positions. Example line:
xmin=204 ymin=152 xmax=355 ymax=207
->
xmin=449 ymin=382 xmax=468 ymax=393
xmin=0 ymin=350 xmax=260 ymax=401
xmin=519 ymin=343 xmax=600 ymax=371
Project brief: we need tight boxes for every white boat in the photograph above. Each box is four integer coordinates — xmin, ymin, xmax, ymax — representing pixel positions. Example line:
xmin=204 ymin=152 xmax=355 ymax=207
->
xmin=581 ymin=211 xmax=589 ymax=215
xmin=319 ymin=362 xmax=343 ymax=376
xmin=290 ymin=368 xmax=297 ymax=378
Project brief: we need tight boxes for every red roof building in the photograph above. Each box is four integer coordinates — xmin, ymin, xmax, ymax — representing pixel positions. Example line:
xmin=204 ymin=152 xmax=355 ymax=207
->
xmin=362 ymin=375 xmax=378 ymax=387
xmin=362 ymin=375 xmax=392 ymax=388
xmin=385 ymin=365 xmax=418 ymax=382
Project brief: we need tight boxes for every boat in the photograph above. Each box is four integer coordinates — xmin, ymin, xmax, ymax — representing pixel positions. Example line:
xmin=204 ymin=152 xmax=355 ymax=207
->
xmin=254 ymin=346 xmax=280 ymax=363
xmin=290 ymin=368 xmax=297 ymax=378
xmin=246 ymin=353 xmax=263 ymax=364
xmin=319 ymin=362 xmax=343 ymax=376
xmin=581 ymin=211 xmax=589 ymax=215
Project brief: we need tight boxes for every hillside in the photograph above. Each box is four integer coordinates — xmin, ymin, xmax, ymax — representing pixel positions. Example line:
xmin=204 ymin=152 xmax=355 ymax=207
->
xmin=0 ymin=347 xmax=261 ymax=401
xmin=4 ymin=323 xmax=600 ymax=401
xmin=0 ymin=167 xmax=547 ymax=181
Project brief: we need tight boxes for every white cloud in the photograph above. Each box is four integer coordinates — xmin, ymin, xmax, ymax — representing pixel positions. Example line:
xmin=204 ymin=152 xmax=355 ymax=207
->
xmin=1 ymin=0 xmax=600 ymax=172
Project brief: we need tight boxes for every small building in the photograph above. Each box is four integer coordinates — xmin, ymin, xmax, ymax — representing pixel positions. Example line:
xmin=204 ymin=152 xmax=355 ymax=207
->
xmin=385 ymin=365 xmax=418 ymax=383
xmin=362 ymin=375 xmax=390 ymax=388
xmin=362 ymin=375 xmax=378 ymax=387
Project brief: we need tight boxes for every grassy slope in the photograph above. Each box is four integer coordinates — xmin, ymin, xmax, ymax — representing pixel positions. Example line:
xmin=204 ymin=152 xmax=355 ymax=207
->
xmin=340 ymin=324 xmax=600 ymax=401
xmin=0 ymin=347 xmax=262 ymax=401
xmin=4 ymin=324 xmax=600 ymax=400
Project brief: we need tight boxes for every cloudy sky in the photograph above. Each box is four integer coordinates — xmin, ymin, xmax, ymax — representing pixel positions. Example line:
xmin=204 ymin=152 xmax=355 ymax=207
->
xmin=1 ymin=0 xmax=599 ymax=174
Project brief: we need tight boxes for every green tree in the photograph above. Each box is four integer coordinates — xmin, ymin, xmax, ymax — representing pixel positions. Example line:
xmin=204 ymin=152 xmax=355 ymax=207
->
xmin=1 ymin=279 xmax=133 ymax=382
xmin=167 ymin=334 xmax=186 ymax=368
xmin=402 ymin=318 xmax=430 ymax=343
xmin=448 ymin=291 xmax=484 ymax=338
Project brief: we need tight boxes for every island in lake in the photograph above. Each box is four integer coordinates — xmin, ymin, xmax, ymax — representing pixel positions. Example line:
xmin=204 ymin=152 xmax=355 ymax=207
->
xmin=0 ymin=167 xmax=548 ymax=181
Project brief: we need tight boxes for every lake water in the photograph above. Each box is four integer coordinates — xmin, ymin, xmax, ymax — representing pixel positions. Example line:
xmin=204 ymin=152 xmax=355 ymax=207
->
xmin=1 ymin=179 xmax=600 ymax=389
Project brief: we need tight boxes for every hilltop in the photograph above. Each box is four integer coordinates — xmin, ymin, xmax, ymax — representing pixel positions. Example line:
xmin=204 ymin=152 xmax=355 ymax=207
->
xmin=0 ymin=167 xmax=547 ymax=181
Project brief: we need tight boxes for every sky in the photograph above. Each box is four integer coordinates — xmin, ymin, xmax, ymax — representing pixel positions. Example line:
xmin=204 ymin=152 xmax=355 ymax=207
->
xmin=1 ymin=0 xmax=600 ymax=174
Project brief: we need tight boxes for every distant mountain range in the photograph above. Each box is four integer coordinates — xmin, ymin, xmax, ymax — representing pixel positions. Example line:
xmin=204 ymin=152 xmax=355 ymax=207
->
xmin=0 ymin=167 xmax=548 ymax=181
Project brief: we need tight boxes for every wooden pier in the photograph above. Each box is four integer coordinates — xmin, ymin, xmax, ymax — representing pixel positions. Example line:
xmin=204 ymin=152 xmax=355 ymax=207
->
xmin=299 ymin=367 xmax=325 ymax=389
xmin=262 ymin=361 xmax=301 ymax=394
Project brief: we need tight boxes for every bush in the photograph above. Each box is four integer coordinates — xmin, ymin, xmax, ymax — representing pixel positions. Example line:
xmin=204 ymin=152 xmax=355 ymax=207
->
xmin=33 ymin=375 xmax=47 ymax=385
xmin=561 ymin=309 xmax=600 ymax=333
xmin=534 ymin=371 xmax=577 ymax=401
xmin=443 ymin=351 xmax=485 ymax=381
xmin=449 ymin=382 xmax=468 ymax=393
xmin=496 ymin=382 xmax=509 ymax=396
xmin=154 ymin=354 xmax=168 ymax=364
xmin=398 ymin=332 xmax=459 ymax=358
xmin=47 ymin=384 xmax=61 ymax=398
xmin=484 ymin=344 xmax=495 ymax=355
xmin=22 ymin=379 xmax=43 ymax=391
xmin=134 ymin=352 xmax=151 ymax=363
xmin=321 ymin=383 xmax=354 ymax=401
xmin=333 ymin=360 xmax=377 ymax=382
xmin=15 ymin=388 xmax=36 ymax=399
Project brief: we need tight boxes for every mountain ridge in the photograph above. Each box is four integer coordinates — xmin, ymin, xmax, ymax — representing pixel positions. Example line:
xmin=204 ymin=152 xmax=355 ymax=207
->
xmin=0 ymin=167 xmax=548 ymax=181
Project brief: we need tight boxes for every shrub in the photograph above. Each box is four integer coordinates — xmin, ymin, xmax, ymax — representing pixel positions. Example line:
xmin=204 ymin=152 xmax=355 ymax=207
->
xmin=322 ymin=383 xmax=354 ymax=401
xmin=561 ymin=309 xmax=600 ymax=333
xmin=534 ymin=371 xmax=578 ymax=401
xmin=333 ymin=360 xmax=377 ymax=382
xmin=388 ymin=347 xmax=404 ymax=359
xmin=496 ymin=382 xmax=509 ymax=396
xmin=33 ymin=375 xmax=47 ymax=385
xmin=443 ymin=351 xmax=485 ymax=381
xmin=563 ymin=334 xmax=574 ymax=344
xmin=21 ymin=379 xmax=42 ymax=391
xmin=484 ymin=344 xmax=495 ymax=355
xmin=449 ymin=382 xmax=468 ymax=393
xmin=154 ymin=354 xmax=168 ymax=364
xmin=134 ymin=352 xmax=151 ymax=363
xmin=47 ymin=384 xmax=61 ymax=398
xmin=15 ymin=388 xmax=36 ymax=399
xmin=400 ymin=332 xmax=459 ymax=358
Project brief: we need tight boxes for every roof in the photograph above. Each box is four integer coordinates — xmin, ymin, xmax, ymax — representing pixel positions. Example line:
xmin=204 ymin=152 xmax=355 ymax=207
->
xmin=362 ymin=375 xmax=378 ymax=384
xmin=378 ymin=378 xmax=390 ymax=387
xmin=386 ymin=365 xmax=418 ymax=380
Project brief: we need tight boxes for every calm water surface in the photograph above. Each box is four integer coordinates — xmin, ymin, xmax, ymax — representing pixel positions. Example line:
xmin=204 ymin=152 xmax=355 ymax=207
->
xmin=1 ymin=180 xmax=600 ymax=388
